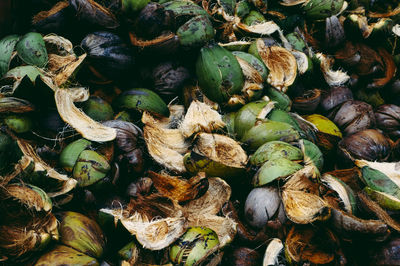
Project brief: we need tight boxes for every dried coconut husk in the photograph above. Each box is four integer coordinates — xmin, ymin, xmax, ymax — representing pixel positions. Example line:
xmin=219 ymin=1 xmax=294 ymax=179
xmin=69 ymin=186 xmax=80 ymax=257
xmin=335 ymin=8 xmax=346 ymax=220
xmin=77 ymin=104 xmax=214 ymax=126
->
xmin=393 ymin=24 xmax=400 ymax=37
xmin=0 ymin=97 xmax=34 ymax=113
xmin=355 ymin=160 xmax=400 ymax=185
xmin=143 ymin=106 xmax=189 ymax=173
xmin=148 ymin=171 xmax=208 ymax=203
xmin=282 ymin=166 xmax=331 ymax=224
xmin=17 ymin=139 xmax=76 ymax=197
xmin=5 ymin=183 xmax=52 ymax=212
xmin=279 ymin=0 xmax=308 ymax=6
xmin=192 ymin=133 xmax=247 ymax=169
xmin=180 ymin=100 xmax=225 ymax=138
xmin=55 ymin=87 xmax=117 ymax=142
xmin=316 ymin=53 xmax=349 ymax=86
xmin=285 ymin=225 xmax=339 ymax=265
xmin=369 ymin=6 xmax=400 ymax=18
xmin=0 ymin=156 xmax=31 ymax=186
xmin=257 ymin=41 xmax=297 ymax=92
xmin=236 ymin=57 xmax=264 ymax=100
xmin=101 ymin=178 xmax=236 ymax=251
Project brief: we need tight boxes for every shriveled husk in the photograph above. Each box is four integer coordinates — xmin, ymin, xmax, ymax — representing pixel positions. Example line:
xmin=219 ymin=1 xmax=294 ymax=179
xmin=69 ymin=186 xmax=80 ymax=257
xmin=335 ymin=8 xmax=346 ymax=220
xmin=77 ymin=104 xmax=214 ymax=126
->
xmin=143 ymin=106 xmax=189 ymax=173
xmin=285 ymin=225 xmax=340 ymax=265
xmin=6 ymin=183 xmax=52 ymax=212
xmin=282 ymin=166 xmax=330 ymax=224
xmin=329 ymin=208 xmax=390 ymax=242
xmin=100 ymin=177 xmax=236 ymax=250
xmin=55 ymin=87 xmax=117 ymax=142
xmin=316 ymin=53 xmax=349 ymax=86
xmin=35 ymin=245 xmax=99 ymax=266
xmin=184 ymin=133 xmax=247 ymax=179
xmin=17 ymin=139 xmax=77 ymax=198
xmin=257 ymin=40 xmax=297 ymax=92
xmin=321 ymin=174 xmax=357 ymax=214
xmin=180 ymin=100 xmax=225 ymax=138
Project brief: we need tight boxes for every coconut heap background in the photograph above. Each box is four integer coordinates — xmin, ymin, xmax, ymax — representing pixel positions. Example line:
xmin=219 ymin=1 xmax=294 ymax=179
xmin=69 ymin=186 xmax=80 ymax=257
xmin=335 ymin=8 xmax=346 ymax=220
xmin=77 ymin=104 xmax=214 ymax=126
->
xmin=1 ymin=0 xmax=400 ymax=265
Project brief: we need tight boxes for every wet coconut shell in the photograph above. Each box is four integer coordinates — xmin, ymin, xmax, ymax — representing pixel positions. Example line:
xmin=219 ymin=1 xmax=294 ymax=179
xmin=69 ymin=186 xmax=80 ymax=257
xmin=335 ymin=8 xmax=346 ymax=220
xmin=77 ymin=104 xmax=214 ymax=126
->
xmin=339 ymin=129 xmax=391 ymax=162
xmin=320 ymin=86 xmax=353 ymax=113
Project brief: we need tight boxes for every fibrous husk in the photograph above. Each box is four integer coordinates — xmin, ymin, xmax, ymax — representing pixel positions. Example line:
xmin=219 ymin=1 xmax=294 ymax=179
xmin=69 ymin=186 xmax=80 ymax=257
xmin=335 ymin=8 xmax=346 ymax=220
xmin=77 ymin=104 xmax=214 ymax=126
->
xmin=143 ymin=106 xmax=189 ymax=173
xmin=280 ymin=0 xmax=308 ymax=6
xmin=263 ymin=238 xmax=284 ymax=266
xmin=316 ymin=53 xmax=349 ymax=86
xmin=180 ymin=100 xmax=225 ymax=138
xmin=17 ymin=139 xmax=76 ymax=198
xmin=393 ymin=24 xmax=400 ymax=37
xmin=5 ymin=183 xmax=52 ymax=212
xmin=192 ymin=133 xmax=247 ymax=169
xmin=257 ymin=40 xmax=297 ymax=92
xmin=55 ymin=87 xmax=117 ymax=142
xmin=282 ymin=166 xmax=330 ymax=224
xmin=235 ymin=21 xmax=281 ymax=36
xmin=100 ymin=178 xmax=236 ymax=250
xmin=148 ymin=171 xmax=208 ymax=203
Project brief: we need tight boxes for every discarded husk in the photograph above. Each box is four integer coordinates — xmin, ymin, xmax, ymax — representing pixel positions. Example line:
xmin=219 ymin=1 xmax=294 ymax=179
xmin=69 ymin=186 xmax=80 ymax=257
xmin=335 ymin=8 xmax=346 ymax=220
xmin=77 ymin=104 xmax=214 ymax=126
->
xmin=101 ymin=178 xmax=234 ymax=250
xmin=47 ymin=53 xmax=86 ymax=87
xmin=285 ymin=225 xmax=339 ymax=265
xmin=364 ymin=187 xmax=400 ymax=211
xmin=180 ymin=100 xmax=225 ymax=138
xmin=59 ymin=138 xmax=92 ymax=172
xmin=252 ymin=158 xmax=303 ymax=187
xmin=143 ymin=107 xmax=189 ymax=173
xmin=282 ymin=166 xmax=330 ymax=224
xmin=279 ymin=0 xmax=308 ymax=6
xmin=69 ymin=0 xmax=119 ymax=29
xmin=355 ymin=160 xmax=400 ymax=183
xmin=184 ymin=133 xmax=247 ymax=178
xmin=0 ymin=97 xmax=34 ymax=113
xmin=330 ymin=208 xmax=390 ymax=241
xmin=169 ymin=227 xmax=219 ymax=266
xmin=300 ymin=139 xmax=323 ymax=171
xmin=242 ymin=120 xmax=301 ymax=151
xmin=263 ymin=238 xmax=284 ymax=266
xmin=35 ymin=245 xmax=99 ymax=266
xmin=148 ymin=171 xmax=208 ymax=203
xmin=55 ymin=87 xmax=117 ymax=142
xmin=72 ymin=150 xmax=111 ymax=187
xmin=233 ymin=51 xmax=268 ymax=81
xmin=249 ymin=140 xmax=303 ymax=167
xmin=118 ymin=241 xmax=139 ymax=264
xmin=257 ymin=40 xmax=297 ymax=91
xmin=5 ymin=183 xmax=52 ymax=212
xmin=265 ymin=87 xmax=292 ymax=111
xmin=17 ymin=139 xmax=77 ymax=197
xmin=234 ymin=21 xmax=281 ymax=36
xmin=316 ymin=53 xmax=349 ymax=86
xmin=58 ymin=211 xmax=105 ymax=258
xmin=321 ymin=174 xmax=357 ymax=214
xmin=0 ymin=35 xmax=19 ymax=77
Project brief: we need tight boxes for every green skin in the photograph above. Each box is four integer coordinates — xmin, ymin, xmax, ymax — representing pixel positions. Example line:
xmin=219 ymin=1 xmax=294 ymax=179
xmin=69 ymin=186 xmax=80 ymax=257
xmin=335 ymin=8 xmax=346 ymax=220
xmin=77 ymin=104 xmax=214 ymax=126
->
xmin=243 ymin=10 xmax=267 ymax=26
xmin=16 ymin=32 xmax=48 ymax=68
xmin=177 ymin=15 xmax=215 ymax=47
xmin=59 ymin=138 xmax=92 ymax=172
xmin=286 ymin=32 xmax=307 ymax=52
xmin=170 ymin=227 xmax=219 ymax=266
xmin=303 ymin=0 xmax=344 ymax=20
xmin=35 ymin=245 xmax=99 ymax=266
xmin=122 ymin=0 xmax=149 ymax=14
xmin=4 ymin=65 xmax=42 ymax=82
xmin=184 ymin=152 xmax=246 ymax=179
xmin=118 ymin=241 xmax=137 ymax=261
xmin=301 ymin=139 xmax=324 ymax=171
xmin=114 ymin=88 xmax=170 ymax=117
xmin=232 ymin=51 xmax=268 ymax=81
xmin=222 ymin=112 xmax=236 ymax=138
xmin=236 ymin=0 xmax=251 ymax=18
xmin=83 ymin=97 xmax=114 ymax=122
xmin=265 ymin=87 xmax=292 ymax=112
xmin=196 ymin=44 xmax=244 ymax=104
xmin=242 ymin=120 xmax=300 ymax=151
xmin=364 ymin=187 xmax=400 ymax=211
xmin=163 ymin=0 xmax=209 ymax=18
xmin=250 ymin=141 xmax=303 ymax=166
xmin=73 ymin=150 xmax=110 ymax=187
xmin=234 ymin=100 xmax=270 ymax=139
xmin=361 ymin=166 xmax=400 ymax=199
xmin=252 ymin=157 xmax=303 ymax=187
xmin=4 ymin=114 xmax=32 ymax=133
xmin=0 ymin=34 xmax=19 ymax=76
xmin=58 ymin=211 xmax=105 ymax=258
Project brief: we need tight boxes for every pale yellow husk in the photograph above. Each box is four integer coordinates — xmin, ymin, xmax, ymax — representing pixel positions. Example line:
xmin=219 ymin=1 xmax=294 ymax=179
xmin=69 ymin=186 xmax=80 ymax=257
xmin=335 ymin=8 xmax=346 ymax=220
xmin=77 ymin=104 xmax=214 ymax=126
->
xmin=317 ymin=53 xmax=350 ymax=86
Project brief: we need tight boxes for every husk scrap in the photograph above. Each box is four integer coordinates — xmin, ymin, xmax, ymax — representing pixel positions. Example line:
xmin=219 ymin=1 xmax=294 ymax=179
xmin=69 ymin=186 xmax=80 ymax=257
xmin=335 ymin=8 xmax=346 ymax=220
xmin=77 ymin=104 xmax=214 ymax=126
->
xmin=55 ymin=87 xmax=117 ymax=142
xmin=143 ymin=106 xmax=189 ymax=173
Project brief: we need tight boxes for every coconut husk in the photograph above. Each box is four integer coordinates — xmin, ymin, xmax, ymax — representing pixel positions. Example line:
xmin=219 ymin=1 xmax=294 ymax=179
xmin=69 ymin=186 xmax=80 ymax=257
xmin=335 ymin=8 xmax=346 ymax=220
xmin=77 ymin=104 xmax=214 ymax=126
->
xmin=180 ymin=101 xmax=225 ymax=138
xmin=148 ymin=171 xmax=208 ymax=203
xmin=282 ymin=166 xmax=330 ymax=224
xmin=192 ymin=133 xmax=247 ymax=168
xmin=316 ymin=53 xmax=350 ymax=86
xmin=355 ymin=160 xmax=400 ymax=185
xmin=393 ymin=24 xmax=400 ymax=37
xmin=291 ymin=50 xmax=309 ymax=75
xmin=17 ymin=139 xmax=76 ymax=197
xmin=5 ymin=183 xmax=52 ymax=212
xmin=143 ymin=107 xmax=189 ymax=173
xmin=235 ymin=21 xmax=281 ymax=35
xmin=47 ymin=53 xmax=86 ymax=87
xmin=101 ymin=178 xmax=236 ymax=250
xmin=55 ymin=87 xmax=117 ymax=142
xmin=257 ymin=41 xmax=297 ymax=92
